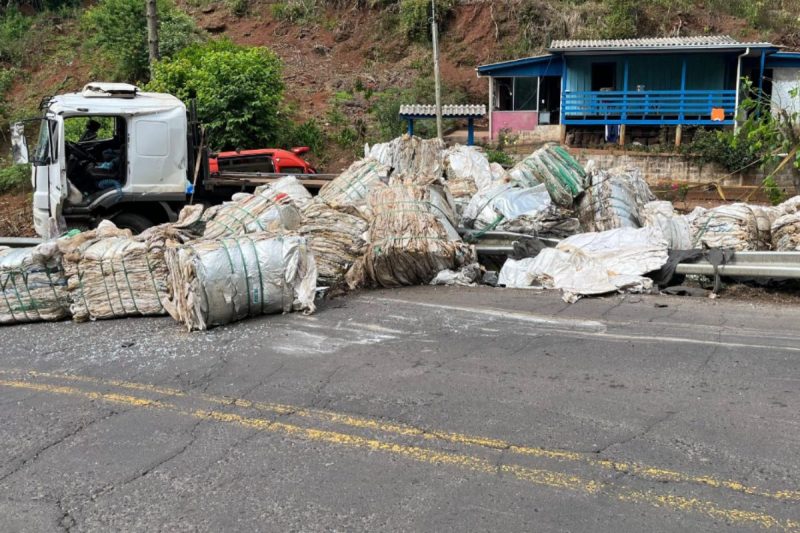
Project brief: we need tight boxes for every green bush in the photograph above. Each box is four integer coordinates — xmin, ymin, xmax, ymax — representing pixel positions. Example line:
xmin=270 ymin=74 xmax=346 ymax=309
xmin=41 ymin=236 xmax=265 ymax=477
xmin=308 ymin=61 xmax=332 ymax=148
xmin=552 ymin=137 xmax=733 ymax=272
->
xmin=147 ymin=40 xmax=285 ymax=150
xmin=82 ymin=0 xmax=203 ymax=82
xmin=0 ymin=164 xmax=29 ymax=194
xmin=684 ymin=128 xmax=761 ymax=172
xmin=0 ymin=9 xmax=32 ymax=65
xmin=0 ymin=67 xmax=17 ymax=119
xmin=271 ymin=0 xmax=318 ymax=23
xmin=278 ymin=119 xmax=326 ymax=155
xmin=225 ymin=0 xmax=249 ymax=16
xmin=485 ymin=147 xmax=514 ymax=167
xmin=399 ymin=0 xmax=454 ymax=42
xmin=602 ymin=0 xmax=639 ymax=39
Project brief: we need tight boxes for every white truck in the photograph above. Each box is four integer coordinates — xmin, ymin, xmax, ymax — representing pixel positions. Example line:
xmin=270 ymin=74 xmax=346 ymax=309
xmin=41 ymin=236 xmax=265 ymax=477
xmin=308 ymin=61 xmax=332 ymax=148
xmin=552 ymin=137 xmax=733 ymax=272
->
xmin=11 ymin=82 xmax=331 ymax=239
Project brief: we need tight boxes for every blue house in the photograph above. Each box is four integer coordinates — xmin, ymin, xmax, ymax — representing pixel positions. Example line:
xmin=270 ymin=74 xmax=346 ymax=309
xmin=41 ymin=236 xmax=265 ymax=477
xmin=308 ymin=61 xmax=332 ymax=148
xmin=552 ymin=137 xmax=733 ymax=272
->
xmin=476 ymin=36 xmax=800 ymax=145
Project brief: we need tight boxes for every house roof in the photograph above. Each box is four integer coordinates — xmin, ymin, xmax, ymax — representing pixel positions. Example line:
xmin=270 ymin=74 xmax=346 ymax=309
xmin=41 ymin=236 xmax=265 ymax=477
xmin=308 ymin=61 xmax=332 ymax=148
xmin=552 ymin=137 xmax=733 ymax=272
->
xmin=766 ymin=51 xmax=800 ymax=69
xmin=548 ymin=35 xmax=775 ymax=53
xmin=476 ymin=54 xmax=563 ymax=77
xmin=398 ymin=104 xmax=486 ymax=117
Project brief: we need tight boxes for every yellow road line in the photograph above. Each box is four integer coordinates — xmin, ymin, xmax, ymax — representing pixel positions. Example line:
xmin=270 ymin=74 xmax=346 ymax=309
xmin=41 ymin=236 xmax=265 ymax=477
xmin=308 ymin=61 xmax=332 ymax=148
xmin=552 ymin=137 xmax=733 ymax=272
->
xmin=0 ymin=377 xmax=798 ymax=531
xmin=11 ymin=369 xmax=800 ymax=504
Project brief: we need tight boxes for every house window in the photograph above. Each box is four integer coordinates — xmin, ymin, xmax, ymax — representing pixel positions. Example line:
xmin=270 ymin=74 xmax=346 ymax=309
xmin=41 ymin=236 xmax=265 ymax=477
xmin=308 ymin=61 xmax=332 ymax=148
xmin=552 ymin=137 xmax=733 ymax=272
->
xmin=494 ymin=77 xmax=539 ymax=111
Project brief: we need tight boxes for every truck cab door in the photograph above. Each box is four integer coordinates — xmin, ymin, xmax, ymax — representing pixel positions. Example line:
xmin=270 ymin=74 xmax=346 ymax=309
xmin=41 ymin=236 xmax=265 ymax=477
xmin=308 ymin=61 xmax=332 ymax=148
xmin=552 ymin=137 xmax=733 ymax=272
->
xmin=31 ymin=118 xmax=66 ymax=239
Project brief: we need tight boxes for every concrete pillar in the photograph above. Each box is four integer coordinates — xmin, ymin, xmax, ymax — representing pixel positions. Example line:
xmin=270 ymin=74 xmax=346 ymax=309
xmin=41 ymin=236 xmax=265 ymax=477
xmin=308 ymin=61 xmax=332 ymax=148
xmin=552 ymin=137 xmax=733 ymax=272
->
xmin=618 ymin=124 xmax=626 ymax=147
xmin=675 ymin=125 xmax=683 ymax=147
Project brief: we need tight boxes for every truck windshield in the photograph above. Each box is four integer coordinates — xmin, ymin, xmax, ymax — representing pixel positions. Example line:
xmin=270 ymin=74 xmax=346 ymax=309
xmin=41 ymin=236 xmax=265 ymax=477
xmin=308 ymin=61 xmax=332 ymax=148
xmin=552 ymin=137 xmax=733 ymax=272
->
xmin=32 ymin=119 xmax=55 ymax=165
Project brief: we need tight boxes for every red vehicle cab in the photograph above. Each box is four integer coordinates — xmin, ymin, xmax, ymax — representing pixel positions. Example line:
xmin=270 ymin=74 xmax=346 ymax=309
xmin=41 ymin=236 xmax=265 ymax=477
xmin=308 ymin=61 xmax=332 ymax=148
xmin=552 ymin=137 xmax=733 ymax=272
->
xmin=208 ymin=147 xmax=316 ymax=175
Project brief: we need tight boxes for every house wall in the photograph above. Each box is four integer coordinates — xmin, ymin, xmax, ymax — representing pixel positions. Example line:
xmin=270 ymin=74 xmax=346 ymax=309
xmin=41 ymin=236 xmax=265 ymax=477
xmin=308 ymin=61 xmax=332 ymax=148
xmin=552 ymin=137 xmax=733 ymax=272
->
xmin=492 ymin=111 xmax=538 ymax=138
xmin=565 ymin=54 xmax=731 ymax=92
xmin=771 ymin=68 xmax=800 ymax=116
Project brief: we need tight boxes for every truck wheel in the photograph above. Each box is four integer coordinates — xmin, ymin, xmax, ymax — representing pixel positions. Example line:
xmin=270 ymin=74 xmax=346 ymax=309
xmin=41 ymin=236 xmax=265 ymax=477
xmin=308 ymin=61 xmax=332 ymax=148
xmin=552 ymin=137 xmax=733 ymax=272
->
xmin=111 ymin=213 xmax=153 ymax=234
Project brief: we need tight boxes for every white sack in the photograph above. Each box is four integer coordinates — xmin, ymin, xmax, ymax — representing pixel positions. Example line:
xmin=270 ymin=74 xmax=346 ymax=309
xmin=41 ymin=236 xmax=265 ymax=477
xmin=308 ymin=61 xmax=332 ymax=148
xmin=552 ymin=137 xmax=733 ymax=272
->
xmin=642 ymin=201 xmax=692 ymax=249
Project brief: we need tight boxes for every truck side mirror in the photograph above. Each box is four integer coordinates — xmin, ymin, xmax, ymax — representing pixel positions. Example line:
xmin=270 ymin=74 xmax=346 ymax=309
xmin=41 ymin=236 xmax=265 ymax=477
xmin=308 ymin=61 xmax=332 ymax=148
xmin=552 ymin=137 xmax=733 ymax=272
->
xmin=11 ymin=122 xmax=29 ymax=165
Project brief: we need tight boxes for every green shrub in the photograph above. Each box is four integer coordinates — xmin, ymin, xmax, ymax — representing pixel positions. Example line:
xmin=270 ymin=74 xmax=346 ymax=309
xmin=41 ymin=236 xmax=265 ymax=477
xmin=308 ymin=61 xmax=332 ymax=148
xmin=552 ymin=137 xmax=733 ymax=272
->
xmin=271 ymin=0 xmax=318 ymax=23
xmin=602 ymin=0 xmax=639 ymax=39
xmin=684 ymin=128 xmax=761 ymax=172
xmin=399 ymin=0 xmax=454 ymax=42
xmin=225 ymin=0 xmax=249 ymax=16
xmin=278 ymin=119 xmax=326 ymax=155
xmin=0 ymin=8 xmax=32 ymax=66
xmin=0 ymin=67 xmax=17 ymax=119
xmin=485 ymin=147 xmax=514 ymax=167
xmin=147 ymin=39 xmax=285 ymax=150
xmin=82 ymin=0 xmax=203 ymax=82
xmin=0 ymin=164 xmax=29 ymax=194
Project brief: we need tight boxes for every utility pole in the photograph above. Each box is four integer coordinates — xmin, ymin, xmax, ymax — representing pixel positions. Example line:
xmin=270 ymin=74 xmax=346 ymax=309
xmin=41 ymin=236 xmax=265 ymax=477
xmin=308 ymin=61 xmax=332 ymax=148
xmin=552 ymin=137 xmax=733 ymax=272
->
xmin=431 ymin=0 xmax=443 ymax=140
xmin=146 ymin=0 xmax=160 ymax=73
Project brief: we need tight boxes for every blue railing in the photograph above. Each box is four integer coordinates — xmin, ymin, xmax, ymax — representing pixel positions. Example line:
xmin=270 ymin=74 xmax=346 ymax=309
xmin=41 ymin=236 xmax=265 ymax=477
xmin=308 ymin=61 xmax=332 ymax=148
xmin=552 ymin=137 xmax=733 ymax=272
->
xmin=562 ymin=90 xmax=736 ymax=126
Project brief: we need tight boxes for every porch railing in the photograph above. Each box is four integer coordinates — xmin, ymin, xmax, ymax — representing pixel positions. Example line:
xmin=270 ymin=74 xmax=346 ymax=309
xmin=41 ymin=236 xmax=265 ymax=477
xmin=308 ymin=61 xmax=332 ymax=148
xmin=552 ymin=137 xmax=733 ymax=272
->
xmin=562 ymin=90 xmax=736 ymax=125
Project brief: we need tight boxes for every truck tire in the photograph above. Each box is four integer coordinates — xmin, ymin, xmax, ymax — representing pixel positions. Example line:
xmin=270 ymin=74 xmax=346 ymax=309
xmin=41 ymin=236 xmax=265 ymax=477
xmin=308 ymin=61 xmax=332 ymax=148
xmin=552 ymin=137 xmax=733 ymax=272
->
xmin=111 ymin=213 xmax=153 ymax=234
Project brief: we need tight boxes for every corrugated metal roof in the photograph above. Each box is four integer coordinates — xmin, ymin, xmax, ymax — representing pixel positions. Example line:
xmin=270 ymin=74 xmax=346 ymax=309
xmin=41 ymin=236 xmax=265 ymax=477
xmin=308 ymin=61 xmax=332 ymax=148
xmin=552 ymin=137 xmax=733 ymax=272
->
xmin=549 ymin=35 xmax=774 ymax=51
xmin=399 ymin=104 xmax=486 ymax=117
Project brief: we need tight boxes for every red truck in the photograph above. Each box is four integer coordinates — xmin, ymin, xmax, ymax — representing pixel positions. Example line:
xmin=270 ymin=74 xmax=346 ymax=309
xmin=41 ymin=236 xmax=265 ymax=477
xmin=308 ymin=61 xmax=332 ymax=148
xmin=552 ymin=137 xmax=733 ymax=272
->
xmin=209 ymin=147 xmax=317 ymax=175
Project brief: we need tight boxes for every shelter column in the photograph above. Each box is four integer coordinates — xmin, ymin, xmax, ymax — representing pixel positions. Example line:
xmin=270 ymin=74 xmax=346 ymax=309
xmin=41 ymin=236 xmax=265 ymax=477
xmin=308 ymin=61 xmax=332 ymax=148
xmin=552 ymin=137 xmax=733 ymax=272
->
xmin=488 ymin=77 xmax=494 ymax=141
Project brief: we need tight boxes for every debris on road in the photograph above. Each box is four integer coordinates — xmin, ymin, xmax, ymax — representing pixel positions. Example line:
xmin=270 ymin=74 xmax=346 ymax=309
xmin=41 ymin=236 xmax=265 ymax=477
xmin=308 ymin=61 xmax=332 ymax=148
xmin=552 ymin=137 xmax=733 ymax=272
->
xmin=508 ymin=145 xmax=587 ymax=207
xmin=0 ymin=241 xmax=69 ymax=324
xmin=642 ymin=201 xmax=693 ymax=250
xmin=164 ymin=233 xmax=317 ymax=331
xmin=690 ymin=203 xmax=779 ymax=251
xmin=498 ymin=226 xmax=669 ymax=302
xmin=366 ymin=134 xmax=445 ymax=177
xmin=317 ymin=158 xmax=390 ymax=214
xmin=577 ymin=166 xmax=655 ymax=231
xmin=772 ymin=213 xmax=800 ymax=250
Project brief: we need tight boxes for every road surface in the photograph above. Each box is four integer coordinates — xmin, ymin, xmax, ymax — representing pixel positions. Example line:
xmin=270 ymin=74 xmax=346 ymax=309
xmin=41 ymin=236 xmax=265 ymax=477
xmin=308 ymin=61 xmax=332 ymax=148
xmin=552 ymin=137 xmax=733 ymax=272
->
xmin=0 ymin=287 xmax=798 ymax=532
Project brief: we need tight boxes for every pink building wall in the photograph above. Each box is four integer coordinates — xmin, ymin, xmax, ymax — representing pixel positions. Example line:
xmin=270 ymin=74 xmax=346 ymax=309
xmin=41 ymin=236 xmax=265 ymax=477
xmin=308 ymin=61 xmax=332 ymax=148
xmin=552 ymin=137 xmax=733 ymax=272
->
xmin=491 ymin=111 xmax=539 ymax=139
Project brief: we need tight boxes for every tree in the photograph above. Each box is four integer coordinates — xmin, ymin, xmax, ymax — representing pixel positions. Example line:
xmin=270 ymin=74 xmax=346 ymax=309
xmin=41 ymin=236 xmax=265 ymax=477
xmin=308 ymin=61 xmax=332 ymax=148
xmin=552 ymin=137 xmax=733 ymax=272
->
xmin=146 ymin=40 xmax=285 ymax=150
xmin=82 ymin=0 xmax=202 ymax=82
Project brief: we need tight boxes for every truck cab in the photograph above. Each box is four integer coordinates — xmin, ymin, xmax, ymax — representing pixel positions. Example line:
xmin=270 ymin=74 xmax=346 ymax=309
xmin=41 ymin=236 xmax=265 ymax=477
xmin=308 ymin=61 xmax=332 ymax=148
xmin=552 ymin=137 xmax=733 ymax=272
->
xmin=18 ymin=82 xmax=190 ymax=238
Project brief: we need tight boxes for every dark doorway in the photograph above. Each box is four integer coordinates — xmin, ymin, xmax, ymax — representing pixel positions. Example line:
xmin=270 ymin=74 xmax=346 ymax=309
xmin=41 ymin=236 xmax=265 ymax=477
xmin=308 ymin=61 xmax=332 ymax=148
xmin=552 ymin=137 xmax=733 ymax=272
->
xmin=539 ymin=76 xmax=562 ymax=124
xmin=591 ymin=62 xmax=617 ymax=91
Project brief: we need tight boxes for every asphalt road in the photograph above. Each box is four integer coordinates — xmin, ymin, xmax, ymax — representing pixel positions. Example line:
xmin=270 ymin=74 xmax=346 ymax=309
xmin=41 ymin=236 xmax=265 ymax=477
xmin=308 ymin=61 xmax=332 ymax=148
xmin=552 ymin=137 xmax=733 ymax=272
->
xmin=1 ymin=286 xmax=799 ymax=532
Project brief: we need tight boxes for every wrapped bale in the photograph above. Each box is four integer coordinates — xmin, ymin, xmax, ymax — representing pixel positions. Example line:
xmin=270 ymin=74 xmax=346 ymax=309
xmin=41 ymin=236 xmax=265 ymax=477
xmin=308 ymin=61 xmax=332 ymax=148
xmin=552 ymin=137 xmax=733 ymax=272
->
xmin=443 ymin=145 xmax=495 ymax=191
xmin=202 ymin=189 xmax=302 ymax=240
xmin=362 ymin=180 xmax=475 ymax=287
xmin=691 ymin=203 xmax=780 ymax=251
xmin=365 ymin=134 xmax=445 ymax=176
xmin=508 ymin=145 xmax=586 ymax=206
xmin=642 ymin=201 xmax=692 ymax=250
xmin=254 ymin=175 xmax=313 ymax=207
xmin=164 ymin=234 xmax=317 ymax=331
xmin=772 ymin=213 xmax=800 ymax=250
xmin=577 ymin=167 xmax=655 ymax=232
xmin=298 ymin=200 xmax=369 ymax=288
xmin=463 ymin=183 xmax=580 ymax=239
xmin=0 ymin=241 xmax=69 ymax=325
xmin=59 ymin=207 xmax=205 ymax=322
xmin=317 ymin=158 xmax=390 ymax=212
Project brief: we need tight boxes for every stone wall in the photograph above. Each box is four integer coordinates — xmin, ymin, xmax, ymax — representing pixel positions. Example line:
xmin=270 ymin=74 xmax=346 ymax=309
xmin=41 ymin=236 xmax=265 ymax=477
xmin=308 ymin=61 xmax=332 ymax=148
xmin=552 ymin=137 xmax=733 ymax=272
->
xmin=568 ymin=148 xmax=795 ymax=188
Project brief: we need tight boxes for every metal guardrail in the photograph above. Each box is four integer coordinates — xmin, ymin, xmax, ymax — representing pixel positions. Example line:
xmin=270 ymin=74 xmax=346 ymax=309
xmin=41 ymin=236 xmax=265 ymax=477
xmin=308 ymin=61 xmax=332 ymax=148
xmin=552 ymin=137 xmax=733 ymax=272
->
xmin=675 ymin=251 xmax=800 ymax=279
xmin=0 ymin=237 xmax=42 ymax=248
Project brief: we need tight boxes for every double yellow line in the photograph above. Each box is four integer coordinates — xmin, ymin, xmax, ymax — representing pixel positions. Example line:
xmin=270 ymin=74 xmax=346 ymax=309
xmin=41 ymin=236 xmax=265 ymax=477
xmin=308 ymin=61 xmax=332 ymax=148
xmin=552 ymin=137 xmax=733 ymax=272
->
xmin=0 ymin=370 xmax=797 ymax=531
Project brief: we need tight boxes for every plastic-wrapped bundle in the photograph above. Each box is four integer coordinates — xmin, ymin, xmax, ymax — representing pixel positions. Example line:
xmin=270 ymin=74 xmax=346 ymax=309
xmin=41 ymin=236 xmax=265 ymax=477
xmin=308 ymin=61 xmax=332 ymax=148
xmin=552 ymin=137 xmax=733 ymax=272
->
xmin=577 ymin=167 xmax=655 ymax=232
xmin=254 ymin=175 xmax=312 ymax=206
xmin=165 ymin=234 xmax=317 ymax=331
xmin=508 ymin=145 xmax=586 ymax=206
xmin=365 ymin=134 xmax=445 ymax=177
xmin=443 ymin=145 xmax=495 ymax=191
xmin=298 ymin=200 xmax=368 ymax=288
xmin=691 ymin=203 xmax=780 ymax=251
xmin=202 ymin=188 xmax=302 ymax=240
xmin=642 ymin=201 xmax=692 ymax=250
xmin=772 ymin=213 xmax=800 ymax=250
xmin=0 ymin=241 xmax=69 ymax=324
xmin=361 ymin=180 xmax=475 ymax=287
xmin=59 ymin=207 xmax=205 ymax=322
xmin=317 ymin=158 xmax=390 ymax=212
xmin=499 ymin=226 xmax=668 ymax=302
xmin=463 ymin=183 xmax=580 ymax=238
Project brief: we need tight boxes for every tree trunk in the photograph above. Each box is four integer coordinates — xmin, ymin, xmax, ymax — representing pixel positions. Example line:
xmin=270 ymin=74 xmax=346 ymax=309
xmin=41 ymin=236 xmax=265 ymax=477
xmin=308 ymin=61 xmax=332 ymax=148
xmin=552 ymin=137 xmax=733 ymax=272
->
xmin=146 ymin=0 xmax=159 ymax=73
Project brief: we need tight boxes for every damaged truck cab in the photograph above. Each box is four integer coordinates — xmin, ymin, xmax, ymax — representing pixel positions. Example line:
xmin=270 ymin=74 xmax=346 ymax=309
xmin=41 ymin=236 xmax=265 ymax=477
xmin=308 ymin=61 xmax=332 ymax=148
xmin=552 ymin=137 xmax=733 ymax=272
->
xmin=15 ymin=82 xmax=191 ymax=238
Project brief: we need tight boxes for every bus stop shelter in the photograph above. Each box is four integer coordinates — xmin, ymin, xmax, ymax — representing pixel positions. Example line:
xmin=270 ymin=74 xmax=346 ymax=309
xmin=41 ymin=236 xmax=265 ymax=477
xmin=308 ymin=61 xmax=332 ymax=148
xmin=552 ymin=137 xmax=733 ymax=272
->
xmin=399 ymin=104 xmax=486 ymax=145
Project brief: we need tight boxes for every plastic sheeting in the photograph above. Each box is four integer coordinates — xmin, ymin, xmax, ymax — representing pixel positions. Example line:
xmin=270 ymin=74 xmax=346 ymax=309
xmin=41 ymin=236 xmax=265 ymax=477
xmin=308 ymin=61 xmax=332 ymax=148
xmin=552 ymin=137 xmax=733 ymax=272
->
xmin=0 ymin=241 xmax=69 ymax=324
xmin=508 ymin=145 xmax=587 ymax=207
xmin=317 ymin=158 xmax=390 ymax=214
xmin=365 ymin=134 xmax=445 ymax=177
xmin=771 ymin=213 xmax=800 ymax=250
xmin=577 ymin=166 xmax=655 ymax=232
xmin=430 ymin=263 xmax=482 ymax=286
xmin=642 ymin=201 xmax=692 ymax=250
xmin=165 ymin=234 xmax=317 ymax=331
xmin=498 ymin=226 xmax=668 ymax=302
xmin=691 ymin=203 xmax=780 ymax=251
xmin=360 ymin=180 xmax=475 ymax=287
xmin=299 ymin=200 xmax=369 ymax=288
